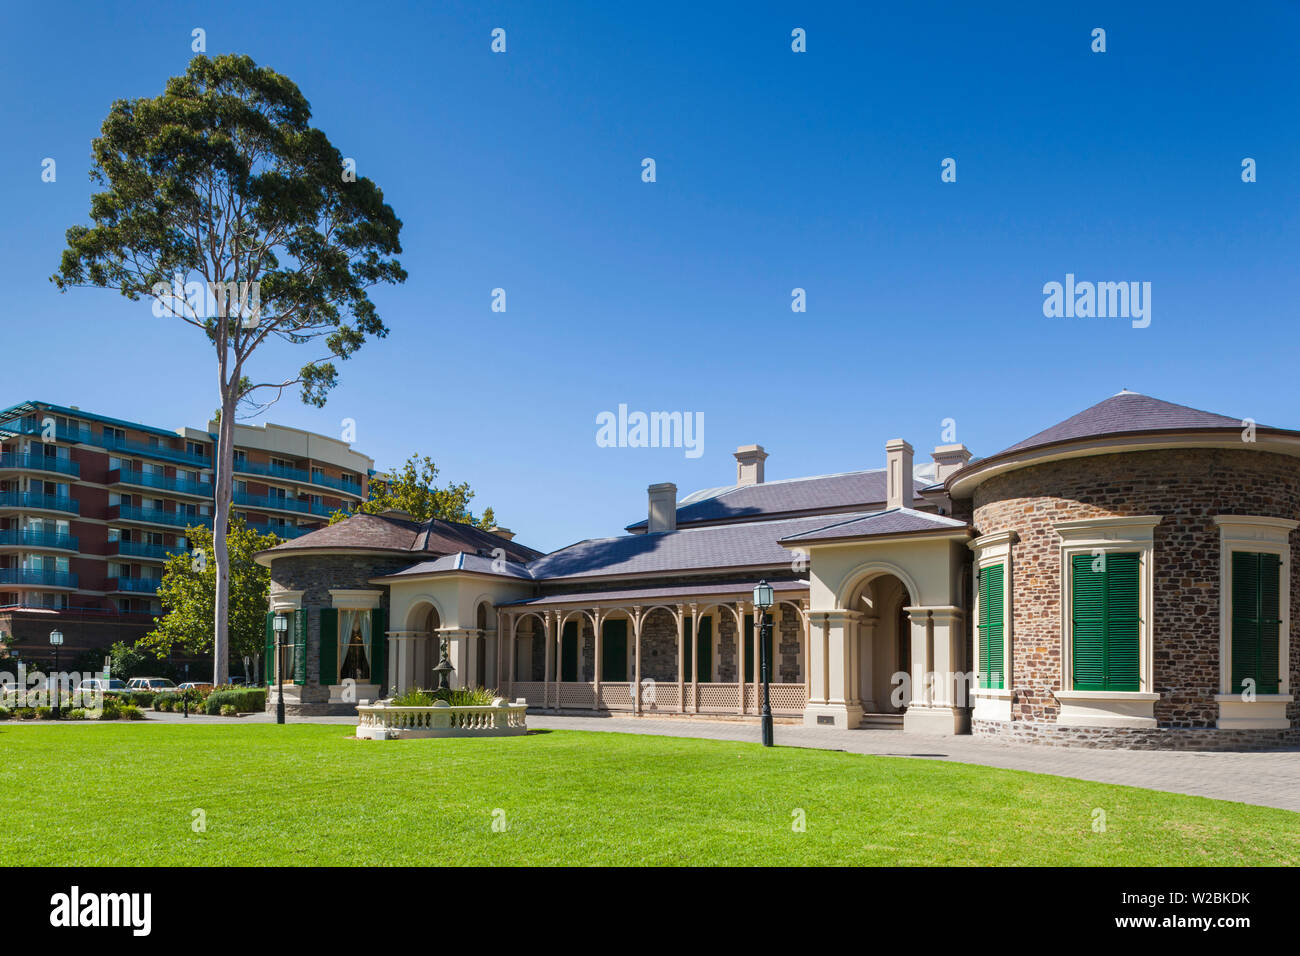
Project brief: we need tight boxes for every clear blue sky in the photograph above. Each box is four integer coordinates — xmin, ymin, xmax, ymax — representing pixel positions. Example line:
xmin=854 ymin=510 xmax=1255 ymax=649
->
xmin=2 ymin=1 xmax=1297 ymax=552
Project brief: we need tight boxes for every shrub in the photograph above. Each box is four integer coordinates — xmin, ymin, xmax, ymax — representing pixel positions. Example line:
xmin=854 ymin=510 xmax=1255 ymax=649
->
xmin=36 ymin=706 xmax=56 ymax=720
xmin=153 ymin=693 xmax=177 ymax=712
xmin=96 ymin=699 xmax=122 ymax=721
xmin=14 ymin=707 xmax=36 ymax=720
xmin=219 ymin=703 xmax=238 ymax=717
xmin=203 ymin=688 xmax=266 ymax=715
xmin=390 ymin=687 xmax=435 ymax=707
xmin=119 ymin=705 xmax=144 ymax=721
xmin=128 ymin=691 xmax=155 ymax=708
xmin=389 ymin=686 xmax=499 ymax=707
xmin=64 ymin=708 xmax=88 ymax=721
xmin=0 ymin=707 xmax=9 ymax=721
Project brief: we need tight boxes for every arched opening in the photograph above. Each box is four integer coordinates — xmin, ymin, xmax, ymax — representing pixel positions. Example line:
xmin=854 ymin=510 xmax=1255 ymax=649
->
xmin=474 ymin=601 xmax=489 ymax=688
xmin=845 ymin=572 xmax=914 ymax=716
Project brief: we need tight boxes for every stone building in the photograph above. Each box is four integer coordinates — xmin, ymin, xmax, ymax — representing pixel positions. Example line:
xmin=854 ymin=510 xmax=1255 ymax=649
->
xmin=257 ymin=391 xmax=1300 ymax=749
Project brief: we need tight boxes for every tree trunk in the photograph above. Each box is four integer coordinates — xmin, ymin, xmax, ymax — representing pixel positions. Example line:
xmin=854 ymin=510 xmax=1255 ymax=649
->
xmin=212 ymin=393 xmax=237 ymax=686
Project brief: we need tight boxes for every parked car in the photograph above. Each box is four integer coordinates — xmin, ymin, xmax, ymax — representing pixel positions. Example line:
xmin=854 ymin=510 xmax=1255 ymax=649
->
xmin=229 ymin=676 xmax=247 ymax=686
xmin=126 ymin=677 xmax=177 ymax=693
xmin=176 ymin=682 xmax=213 ymax=693
xmin=76 ymin=678 xmax=129 ymax=695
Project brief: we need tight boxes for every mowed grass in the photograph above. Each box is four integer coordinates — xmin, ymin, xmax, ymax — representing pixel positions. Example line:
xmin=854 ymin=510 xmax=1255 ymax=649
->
xmin=0 ymin=723 xmax=1295 ymax=866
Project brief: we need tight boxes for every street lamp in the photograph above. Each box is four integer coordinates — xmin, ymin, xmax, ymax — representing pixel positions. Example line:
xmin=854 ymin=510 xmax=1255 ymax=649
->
xmin=49 ymin=629 xmax=63 ymax=710
xmin=273 ymin=614 xmax=288 ymax=725
xmin=752 ymin=581 xmax=774 ymax=747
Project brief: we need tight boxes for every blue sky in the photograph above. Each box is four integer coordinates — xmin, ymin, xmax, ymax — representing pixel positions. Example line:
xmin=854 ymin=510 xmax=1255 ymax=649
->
xmin=1 ymin=1 xmax=1297 ymax=552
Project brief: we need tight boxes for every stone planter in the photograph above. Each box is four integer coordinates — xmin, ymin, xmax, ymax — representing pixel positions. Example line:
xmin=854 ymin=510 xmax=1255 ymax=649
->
xmin=356 ymin=697 xmax=528 ymax=739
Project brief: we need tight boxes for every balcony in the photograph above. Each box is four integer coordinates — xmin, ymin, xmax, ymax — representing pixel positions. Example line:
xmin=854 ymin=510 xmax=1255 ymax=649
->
xmin=233 ymin=459 xmax=363 ymax=497
xmin=0 ymin=568 xmax=78 ymax=589
xmin=109 ymin=540 xmax=179 ymax=561
xmin=0 ymin=530 xmax=79 ymax=552
xmin=0 ymin=418 xmax=210 ymax=468
xmin=112 ymin=505 xmax=210 ymax=530
xmin=0 ymin=452 xmax=80 ymax=479
xmin=106 ymin=576 xmax=162 ymax=594
xmin=0 ymin=492 xmax=79 ymax=516
xmin=246 ymin=522 xmax=314 ymax=540
xmin=233 ymin=491 xmax=336 ymax=518
xmin=109 ymin=468 xmax=213 ymax=499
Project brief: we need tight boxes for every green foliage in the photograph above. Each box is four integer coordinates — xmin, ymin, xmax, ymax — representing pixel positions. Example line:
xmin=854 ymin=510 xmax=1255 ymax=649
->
xmin=95 ymin=699 xmax=122 ymax=721
xmin=329 ymin=455 xmax=497 ymax=529
xmin=388 ymin=686 xmax=498 ymax=707
xmin=36 ymin=707 xmax=55 ymax=720
xmin=0 ymin=707 xmax=9 ymax=721
xmin=203 ymin=688 xmax=266 ymax=715
xmin=142 ymin=518 xmax=277 ymax=663
xmin=64 ymin=709 xmax=88 ymax=721
xmin=13 ymin=708 xmax=36 ymax=721
xmin=219 ymin=704 xmax=239 ymax=717
xmin=127 ymin=691 xmax=155 ymax=709
xmin=107 ymin=641 xmax=162 ymax=681
xmin=119 ymin=705 xmax=145 ymax=721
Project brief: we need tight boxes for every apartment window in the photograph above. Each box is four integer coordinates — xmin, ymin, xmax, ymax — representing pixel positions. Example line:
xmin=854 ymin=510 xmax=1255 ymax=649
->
xmin=104 ymin=426 xmax=125 ymax=443
xmin=187 ymin=441 xmax=206 ymax=457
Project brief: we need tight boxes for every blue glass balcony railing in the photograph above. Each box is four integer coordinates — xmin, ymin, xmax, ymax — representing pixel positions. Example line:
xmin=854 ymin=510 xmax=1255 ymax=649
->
xmin=107 ymin=576 xmax=162 ymax=594
xmin=110 ymin=540 xmax=179 ymax=561
xmin=0 ymin=568 xmax=78 ymax=588
xmin=232 ymin=459 xmax=363 ymax=496
xmin=246 ymin=522 xmax=313 ymax=539
xmin=110 ymin=468 xmax=214 ymax=498
xmin=0 ymin=529 xmax=79 ymax=551
xmin=233 ymin=492 xmax=333 ymax=517
xmin=0 ymin=452 xmax=80 ymax=479
xmin=114 ymin=505 xmax=210 ymax=529
xmin=0 ymin=418 xmax=210 ymax=468
xmin=0 ymin=492 xmax=79 ymax=515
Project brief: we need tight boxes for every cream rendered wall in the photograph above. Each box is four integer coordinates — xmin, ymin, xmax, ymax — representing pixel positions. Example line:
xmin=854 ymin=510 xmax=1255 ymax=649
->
xmin=805 ymin=536 xmax=968 ymax=610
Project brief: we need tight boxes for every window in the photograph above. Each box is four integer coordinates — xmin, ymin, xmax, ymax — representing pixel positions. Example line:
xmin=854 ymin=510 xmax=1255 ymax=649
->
xmin=1070 ymin=552 xmax=1140 ymax=692
xmin=684 ymin=614 xmax=713 ymax=681
xmin=1054 ymin=516 xmax=1160 ymax=728
xmin=1213 ymin=516 xmax=1295 ymax=729
xmin=743 ymin=612 xmax=775 ymax=683
xmin=977 ymin=563 xmax=1005 ymax=689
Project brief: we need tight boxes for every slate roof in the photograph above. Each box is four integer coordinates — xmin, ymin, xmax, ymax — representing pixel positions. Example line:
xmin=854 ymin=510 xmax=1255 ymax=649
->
xmin=260 ymin=511 xmax=541 ymax=563
xmin=376 ymin=552 xmax=535 ymax=581
xmin=501 ymin=578 xmax=810 ymax=607
xmin=624 ymin=469 xmax=931 ymax=531
xmin=779 ymin=508 xmax=969 ymax=544
xmin=995 ymin=391 xmax=1245 ymax=458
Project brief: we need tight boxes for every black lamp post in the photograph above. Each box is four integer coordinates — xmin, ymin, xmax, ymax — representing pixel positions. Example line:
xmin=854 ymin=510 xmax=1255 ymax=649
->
xmin=753 ymin=581 xmax=774 ymax=747
xmin=273 ymin=613 xmax=288 ymax=725
xmin=49 ymin=629 xmax=63 ymax=710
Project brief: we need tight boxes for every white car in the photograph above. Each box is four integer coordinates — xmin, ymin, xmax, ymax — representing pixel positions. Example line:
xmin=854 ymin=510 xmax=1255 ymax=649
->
xmin=126 ymin=677 xmax=177 ymax=693
xmin=76 ymin=678 xmax=128 ymax=695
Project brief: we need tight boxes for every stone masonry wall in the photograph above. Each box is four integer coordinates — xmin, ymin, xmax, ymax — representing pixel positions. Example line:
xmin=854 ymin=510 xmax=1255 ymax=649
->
xmin=967 ymin=446 xmax=1300 ymax=736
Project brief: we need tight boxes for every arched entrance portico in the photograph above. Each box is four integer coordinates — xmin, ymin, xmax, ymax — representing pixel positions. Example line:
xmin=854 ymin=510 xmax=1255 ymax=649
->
xmin=844 ymin=571 xmax=914 ymax=717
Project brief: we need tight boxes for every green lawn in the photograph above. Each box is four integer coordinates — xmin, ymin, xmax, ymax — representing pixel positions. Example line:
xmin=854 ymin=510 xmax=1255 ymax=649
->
xmin=1 ymin=723 xmax=1295 ymax=865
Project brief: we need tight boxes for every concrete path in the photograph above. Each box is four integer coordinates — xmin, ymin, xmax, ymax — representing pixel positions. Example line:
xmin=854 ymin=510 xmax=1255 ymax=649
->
xmin=527 ymin=714 xmax=1300 ymax=813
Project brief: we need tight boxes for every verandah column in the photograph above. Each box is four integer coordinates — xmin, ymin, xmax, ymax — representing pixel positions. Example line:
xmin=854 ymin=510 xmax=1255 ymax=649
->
xmin=801 ymin=598 xmax=810 ymax=700
xmin=544 ymin=610 xmax=557 ymax=710
xmin=689 ymin=602 xmax=700 ymax=714
xmin=632 ymin=605 xmax=643 ymax=714
xmin=736 ymin=600 xmax=746 ymax=716
xmin=591 ymin=607 xmax=603 ymax=711
xmin=675 ymin=603 xmax=685 ymax=714
xmin=506 ymin=613 xmax=517 ymax=696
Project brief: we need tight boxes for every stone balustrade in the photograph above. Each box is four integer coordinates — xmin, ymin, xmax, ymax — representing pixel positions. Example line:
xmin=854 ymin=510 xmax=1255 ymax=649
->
xmin=356 ymin=698 xmax=528 ymax=739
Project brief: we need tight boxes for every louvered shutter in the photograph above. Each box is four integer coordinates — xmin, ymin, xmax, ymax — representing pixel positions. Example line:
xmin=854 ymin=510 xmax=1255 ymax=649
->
xmin=319 ymin=608 xmax=338 ymax=686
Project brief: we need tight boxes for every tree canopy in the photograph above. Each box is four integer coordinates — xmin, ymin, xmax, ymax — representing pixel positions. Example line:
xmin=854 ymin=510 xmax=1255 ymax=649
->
xmin=330 ymin=454 xmax=497 ymax=529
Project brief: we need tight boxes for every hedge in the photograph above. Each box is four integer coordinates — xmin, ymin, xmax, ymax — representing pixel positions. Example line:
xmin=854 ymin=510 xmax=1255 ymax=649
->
xmin=204 ymin=688 xmax=266 ymax=715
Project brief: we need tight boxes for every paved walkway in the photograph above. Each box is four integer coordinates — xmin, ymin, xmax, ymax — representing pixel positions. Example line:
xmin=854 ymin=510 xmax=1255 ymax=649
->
xmin=527 ymin=715 xmax=1300 ymax=812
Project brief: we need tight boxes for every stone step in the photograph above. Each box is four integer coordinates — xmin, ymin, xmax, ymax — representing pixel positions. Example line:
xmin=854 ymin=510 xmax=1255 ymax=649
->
xmin=859 ymin=713 xmax=904 ymax=730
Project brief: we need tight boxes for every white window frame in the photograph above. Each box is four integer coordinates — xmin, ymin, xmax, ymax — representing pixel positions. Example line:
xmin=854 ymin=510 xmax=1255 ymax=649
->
xmin=968 ymin=530 xmax=1016 ymax=720
xmin=1213 ymin=515 xmax=1296 ymax=730
xmin=1054 ymin=515 xmax=1162 ymax=728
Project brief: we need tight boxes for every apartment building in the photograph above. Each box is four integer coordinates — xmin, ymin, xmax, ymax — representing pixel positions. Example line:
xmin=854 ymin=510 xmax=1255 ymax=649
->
xmin=0 ymin=400 xmax=375 ymax=662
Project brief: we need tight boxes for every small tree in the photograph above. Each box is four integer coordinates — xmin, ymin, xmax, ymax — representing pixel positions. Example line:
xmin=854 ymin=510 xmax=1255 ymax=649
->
xmin=329 ymin=454 xmax=497 ymax=529
xmin=142 ymin=519 xmax=278 ymax=681
xmin=52 ymin=54 xmax=406 ymax=683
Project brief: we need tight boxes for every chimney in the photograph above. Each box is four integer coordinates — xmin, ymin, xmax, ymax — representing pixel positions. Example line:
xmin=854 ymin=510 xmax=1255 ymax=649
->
xmin=647 ymin=482 xmax=677 ymax=533
xmin=931 ymin=443 xmax=972 ymax=484
xmin=488 ymin=526 xmax=515 ymax=542
xmin=733 ymin=444 xmax=768 ymax=486
xmin=885 ymin=439 xmax=914 ymax=510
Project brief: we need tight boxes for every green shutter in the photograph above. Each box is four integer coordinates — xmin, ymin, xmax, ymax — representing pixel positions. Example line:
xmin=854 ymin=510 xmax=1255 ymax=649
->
xmin=319 ymin=608 xmax=338 ymax=686
xmin=264 ymin=612 xmax=275 ymax=686
xmin=697 ymin=616 xmax=713 ymax=681
xmin=293 ymin=609 xmax=307 ymax=684
xmin=602 ymin=619 xmax=628 ymax=682
xmin=370 ymin=608 xmax=387 ymax=692
xmin=1072 ymin=552 xmax=1140 ymax=692
xmin=561 ymin=621 xmax=578 ymax=682
xmin=1232 ymin=552 xmax=1281 ymax=694
xmin=978 ymin=564 xmax=1004 ymax=690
